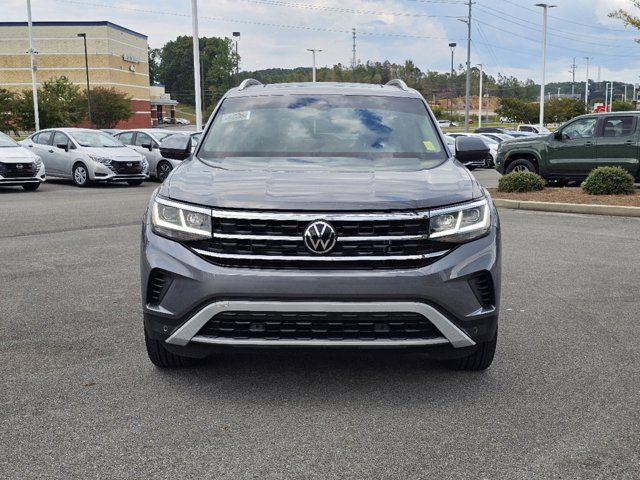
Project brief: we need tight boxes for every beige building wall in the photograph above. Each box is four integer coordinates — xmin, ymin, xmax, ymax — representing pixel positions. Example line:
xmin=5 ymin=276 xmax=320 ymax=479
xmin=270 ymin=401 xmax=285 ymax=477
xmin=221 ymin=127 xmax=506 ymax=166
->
xmin=0 ymin=22 xmax=150 ymax=101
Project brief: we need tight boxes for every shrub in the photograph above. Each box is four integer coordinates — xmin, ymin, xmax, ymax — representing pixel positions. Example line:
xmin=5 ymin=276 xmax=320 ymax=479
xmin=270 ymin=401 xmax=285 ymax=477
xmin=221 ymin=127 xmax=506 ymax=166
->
xmin=498 ymin=172 xmax=545 ymax=193
xmin=581 ymin=167 xmax=636 ymax=195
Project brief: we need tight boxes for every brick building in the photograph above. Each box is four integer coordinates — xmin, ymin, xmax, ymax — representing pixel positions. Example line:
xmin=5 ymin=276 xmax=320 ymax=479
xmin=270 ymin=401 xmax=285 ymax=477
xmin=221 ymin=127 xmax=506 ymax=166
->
xmin=0 ymin=21 xmax=152 ymax=128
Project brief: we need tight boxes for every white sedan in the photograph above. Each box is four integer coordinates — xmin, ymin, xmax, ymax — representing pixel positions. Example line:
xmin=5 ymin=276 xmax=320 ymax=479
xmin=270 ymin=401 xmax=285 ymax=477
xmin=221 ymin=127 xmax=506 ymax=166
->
xmin=0 ymin=131 xmax=45 ymax=191
xmin=446 ymin=132 xmax=498 ymax=168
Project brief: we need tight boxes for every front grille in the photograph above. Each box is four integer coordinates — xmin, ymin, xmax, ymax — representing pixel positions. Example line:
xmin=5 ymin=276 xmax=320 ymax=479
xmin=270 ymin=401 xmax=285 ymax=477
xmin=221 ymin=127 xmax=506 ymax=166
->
xmin=184 ymin=209 xmax=451 ymax=270
xmin=197 ymin=311 xmax=441 ymax=341
xmin=109 ymin=160 xmax=143 ymax=174
xmin=0 ymin=162 xmax=37 ymax=178
xmin=469 ymin=271 xmax=494 ymax=308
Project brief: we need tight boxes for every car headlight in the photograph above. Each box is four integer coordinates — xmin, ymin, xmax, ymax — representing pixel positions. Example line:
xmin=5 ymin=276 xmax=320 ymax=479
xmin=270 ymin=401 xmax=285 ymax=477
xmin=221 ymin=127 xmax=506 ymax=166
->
xmin=33 ymin=156 xmax=42 ymax=168
xmin=429 ymin=199 xmax=491 ymax=243
xmin=89 ymin=155 xmax=112 ymax=165
xmin=151 ymin=197 xmax=212 ymax=241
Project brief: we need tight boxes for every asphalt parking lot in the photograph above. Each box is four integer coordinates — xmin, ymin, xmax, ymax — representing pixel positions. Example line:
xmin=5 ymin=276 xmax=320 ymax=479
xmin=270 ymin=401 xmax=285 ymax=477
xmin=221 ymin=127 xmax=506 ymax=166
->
xmin=1 ymin=176 xmax=639 ymax=479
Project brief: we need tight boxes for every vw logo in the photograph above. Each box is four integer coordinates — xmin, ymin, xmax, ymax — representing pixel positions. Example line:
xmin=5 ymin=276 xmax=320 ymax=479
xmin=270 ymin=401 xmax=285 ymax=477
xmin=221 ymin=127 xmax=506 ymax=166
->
xmin=16 ymin=164 xmax=23 ymax=169
xmin=126 ymin=162 xmax=133 ymax=167
xmin=303 ymin=221 xmax=337 ymax=254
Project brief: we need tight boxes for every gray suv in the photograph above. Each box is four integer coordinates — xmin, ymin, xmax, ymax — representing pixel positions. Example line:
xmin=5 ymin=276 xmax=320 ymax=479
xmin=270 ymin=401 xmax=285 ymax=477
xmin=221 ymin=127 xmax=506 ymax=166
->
xmin=141 ymin=80 xmax=501 ymax=371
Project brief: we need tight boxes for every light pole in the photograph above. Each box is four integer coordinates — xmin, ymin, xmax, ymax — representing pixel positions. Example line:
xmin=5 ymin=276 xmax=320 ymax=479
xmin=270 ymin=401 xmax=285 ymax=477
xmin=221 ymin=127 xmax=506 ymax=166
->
xmin=584 ymin=57 xmax=591 ymax=109
xmin=307 ymin=49 xmax=322 ymax=82
xmin=191 ymin=0 xmax=203 ymax=131
xmin=449 ymin=43 xmax=456 ymax=118
xmin=77 ymin=33 xmax=92 ymax=127
xmin=233 ymin=31 xmax=240 ymax=84
xmin=535 ymin=4 xmax=556 ymax=130
xmin=458 ymin=1 xmax=473 ymax=132
xmin=477 ymin=63 xmax=483 ymax=128
xmin=26 ymin=0 xmax=39 ymax=131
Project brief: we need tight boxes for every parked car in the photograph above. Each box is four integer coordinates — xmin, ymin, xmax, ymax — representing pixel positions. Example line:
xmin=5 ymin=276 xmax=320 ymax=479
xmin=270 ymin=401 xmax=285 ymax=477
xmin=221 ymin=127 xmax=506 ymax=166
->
xmin=160 ymin=117 xmax=173 ymax=124
xmin=517 ymin=124 xmax=551 ymax=135
xmin=0 ymin=131 xmax=45 ymax=191
xmin=437 ymin=120 xmax=458 ymax=128
xmin=101 ymin=129 xmax=122 ymax=136
xmin=495 ymin=112 xmax=640 ymax=181
xmin=478 ymin=132 xmax=515 ymax=144
xmin=114 ymin=129 xmax=181 ymax=182
xmin=141 ymin=79 xmax=500 ymax=371
xmin=176 ymin=118 xmax=191 ymax=125
xmin=20 ymin=128 xmax=148 ymax=187
xmin=448 ymin=133 xmax=497 ymax=168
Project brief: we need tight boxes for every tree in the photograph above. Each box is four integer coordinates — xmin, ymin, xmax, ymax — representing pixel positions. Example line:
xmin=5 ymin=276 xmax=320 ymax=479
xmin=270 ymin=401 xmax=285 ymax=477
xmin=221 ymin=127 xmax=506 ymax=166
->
xmin=495 ymin=98 xmax=538 ymax=123
xmin=610 ymin=2 xmax=640 ymax=29
xmin=612 ymin=100 xmax=635 ymax=112
xmin=157 ymin=35 xmax=238 ymax=107
xmin=0 ymin=88 xmax=17 ymax=133
xmin=86 ymin=87 xmax=133 ymax=128
xmin=544 ymin=98 xmax=586 ymax=124
xmin=12 ymin=77 xmax=86 ymax=131
xmin=148 ymin=48 xmax=161 ymax=84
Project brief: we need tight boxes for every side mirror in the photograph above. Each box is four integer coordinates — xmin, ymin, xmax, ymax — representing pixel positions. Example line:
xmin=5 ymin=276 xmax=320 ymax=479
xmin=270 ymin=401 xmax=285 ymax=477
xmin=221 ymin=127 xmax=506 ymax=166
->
xmin=454 ymin=136 xmax=489 ymax=163
xmin=57 ymin=143 xmax=69 ymax=152
xmin=554 ymin=131 xmax=563 ymax=141
xmin=141 ymin=143 xmax=153 ymax=151
xmin=159 ymin=135 xmax=192 ymax=161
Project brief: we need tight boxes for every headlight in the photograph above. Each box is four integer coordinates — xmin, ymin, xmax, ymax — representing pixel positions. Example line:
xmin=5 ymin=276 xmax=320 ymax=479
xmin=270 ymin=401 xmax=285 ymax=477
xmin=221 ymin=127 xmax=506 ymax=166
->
xmin=89 ymin=155 xmax=112 ymax=165
xmin=429 ymin=199 xmax=491 ymax=243
xmin=151 ymin=197 xmax=212 ymax=241
xmin=33 ymin=156 xmax=42 ymax=168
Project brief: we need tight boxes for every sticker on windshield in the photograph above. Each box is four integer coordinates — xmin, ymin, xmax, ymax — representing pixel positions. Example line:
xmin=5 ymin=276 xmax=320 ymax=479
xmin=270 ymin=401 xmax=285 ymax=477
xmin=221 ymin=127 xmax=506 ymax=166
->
xmin=221 ymin=111 xmax=251 ymax=123
xmin=423 ymin=141 xmax=437 ymax=152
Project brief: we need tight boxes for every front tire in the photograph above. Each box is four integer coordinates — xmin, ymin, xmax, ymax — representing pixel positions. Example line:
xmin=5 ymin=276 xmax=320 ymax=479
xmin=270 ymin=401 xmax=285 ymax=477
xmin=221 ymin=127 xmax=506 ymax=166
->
xmin=145 ymin=331 xmax=198 ymax=368
xmin=157 ymin=160 xmax=173 ymax=182
xmin=505 ymin=158 xmax=537 ymax=174
xmin=22 ymin=183 xmax=40 ymax=191
xmin=72 ymin=163 xmax=90 ymax=187
xmin=441 ymin=329 xmax=497 ymax=371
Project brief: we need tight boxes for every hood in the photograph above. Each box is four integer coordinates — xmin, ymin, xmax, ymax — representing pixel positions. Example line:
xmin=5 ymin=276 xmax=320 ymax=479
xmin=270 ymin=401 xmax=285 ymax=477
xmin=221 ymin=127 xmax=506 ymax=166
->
xmin=161 ymin=156 xmax=483 ymax=211
xmin=0 ymin=146 xmax=38 ymax=164
xmin=503 ymin=135 xmax=546 ymax=146
xmin=82 ymin=146 xmax=143 ymax=161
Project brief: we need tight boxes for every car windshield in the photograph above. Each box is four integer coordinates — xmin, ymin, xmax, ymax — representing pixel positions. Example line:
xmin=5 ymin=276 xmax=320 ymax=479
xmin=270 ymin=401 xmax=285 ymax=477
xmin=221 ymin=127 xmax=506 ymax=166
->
xmin=69 ymin=131 xmax=124 ymax=148
xmin=199 ymin=95 xmax=447 ymax=169
xmin=0 ymin=132 xmax=18 ymax=147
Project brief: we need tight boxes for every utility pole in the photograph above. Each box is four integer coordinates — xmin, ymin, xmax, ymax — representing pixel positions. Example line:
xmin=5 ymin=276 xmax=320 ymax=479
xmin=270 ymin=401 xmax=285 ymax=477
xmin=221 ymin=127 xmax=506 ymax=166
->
xmin=77 ymin=33 xmax=92 ymax=127
xmin=307 ymin=49 xmax=322 ymax=82
xmin=448 ymin=42 xmax=456 ymax=119
xmin=535 ymin=4 xmax=555 ymax=130
xmin=570 ymin=57 xmax=576 ymax=96
xmin=477 ymin=63 xmax=483 ymax=128
xmin=191 ymin=0 xmax=203 ymax=131
xmin=233 ymin=32 xmax=241 ymax=84
xmin=26 ymin=0 xmax=39 ymax=131
xmin=584 ymin=57 xmax=590 ymax=109
xmin=352 ymin=28 xmax=357 ymax=70
xmin=460 ymin=0 xmax=472 ymax=133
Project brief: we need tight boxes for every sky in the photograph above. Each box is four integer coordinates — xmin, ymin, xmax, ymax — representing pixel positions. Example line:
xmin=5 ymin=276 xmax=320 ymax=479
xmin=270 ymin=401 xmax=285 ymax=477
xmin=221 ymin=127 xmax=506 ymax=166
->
xmin=4 ymin=0 xmax=640 ymax=85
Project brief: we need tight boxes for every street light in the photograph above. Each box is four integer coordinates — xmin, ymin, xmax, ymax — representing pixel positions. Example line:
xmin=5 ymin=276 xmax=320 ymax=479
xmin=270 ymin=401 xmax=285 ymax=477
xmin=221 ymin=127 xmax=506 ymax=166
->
xmin=448 ymin=43 xmax=457 ymax=118
xmin=477 ymin=63 xmax=483 ymax=128
xmin=448 ymin=43 xmax=456 ymax=76
xmin=77 ymin=33 xmax=92 ymax=127
xmin=233 ymin=32 xmax=240 ymax=83
xmin=535 ymin=3 xmax=556 ymax=130
xmin=307 ymin=48 xmax=322 ymax=82
xmin=26 ymin=0 xmax=39 ymax=131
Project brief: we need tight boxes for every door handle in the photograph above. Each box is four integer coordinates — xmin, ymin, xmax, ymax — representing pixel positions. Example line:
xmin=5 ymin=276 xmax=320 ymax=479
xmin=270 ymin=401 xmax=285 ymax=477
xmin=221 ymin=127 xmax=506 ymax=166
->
xmin=584 ymin=141 xmax=594 ymax=147
xmin=48 ymin=149 xmax=54 ymax=153
xmin=625 ymin=140 xmax=634 ymax=146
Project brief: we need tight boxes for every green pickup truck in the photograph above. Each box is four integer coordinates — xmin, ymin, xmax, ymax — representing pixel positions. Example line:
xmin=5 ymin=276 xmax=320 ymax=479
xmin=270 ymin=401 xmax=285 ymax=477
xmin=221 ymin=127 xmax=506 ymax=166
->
xmin=495 ymin=112 xmax=640 ymax=181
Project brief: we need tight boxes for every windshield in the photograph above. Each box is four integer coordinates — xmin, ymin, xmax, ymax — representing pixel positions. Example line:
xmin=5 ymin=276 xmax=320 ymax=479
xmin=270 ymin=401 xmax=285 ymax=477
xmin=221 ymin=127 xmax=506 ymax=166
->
xmin=200 ymin=95 xmax=446 ymax=167
xmin=69 ymin=131 xmax=124 ymax=148
xmin=0 ymin=132 xmax=18 ymax=147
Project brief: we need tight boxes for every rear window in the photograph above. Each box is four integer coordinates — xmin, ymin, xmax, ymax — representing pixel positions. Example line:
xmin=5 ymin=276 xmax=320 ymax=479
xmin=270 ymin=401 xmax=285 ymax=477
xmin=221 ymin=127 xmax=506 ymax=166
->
xmin=200 ymin=95 xmax=446 ymax=167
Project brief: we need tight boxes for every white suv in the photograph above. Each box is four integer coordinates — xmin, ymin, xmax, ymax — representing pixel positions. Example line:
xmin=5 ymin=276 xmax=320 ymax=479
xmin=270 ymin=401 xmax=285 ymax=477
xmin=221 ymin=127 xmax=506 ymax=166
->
xmin=0 ymin=131 xmax=45 ymax=191
xmin=21 ymin=128 xmax=148 ymax=187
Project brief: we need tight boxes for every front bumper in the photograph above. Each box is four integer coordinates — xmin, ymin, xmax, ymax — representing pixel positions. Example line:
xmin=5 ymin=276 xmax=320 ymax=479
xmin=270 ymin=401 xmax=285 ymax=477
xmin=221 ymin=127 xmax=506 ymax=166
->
xmin=90 ymin=161 xmax=149 ymax=182
xmin=141 ymin=203 xmax=501 ymax=358
xmin=0 ymin=163 xmax=46 ymax=186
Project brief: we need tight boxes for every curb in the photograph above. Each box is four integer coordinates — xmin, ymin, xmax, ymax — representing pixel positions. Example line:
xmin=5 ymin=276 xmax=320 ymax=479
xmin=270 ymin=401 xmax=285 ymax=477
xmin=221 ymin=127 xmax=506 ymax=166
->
xmin=493 ymin=199 xmax=640 ymax=218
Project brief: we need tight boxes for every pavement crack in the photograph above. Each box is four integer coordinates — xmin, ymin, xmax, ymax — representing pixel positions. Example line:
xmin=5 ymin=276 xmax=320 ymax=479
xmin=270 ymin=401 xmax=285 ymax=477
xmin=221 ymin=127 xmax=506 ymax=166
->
xmin=0 ymin=221 xmax=140 ymax=239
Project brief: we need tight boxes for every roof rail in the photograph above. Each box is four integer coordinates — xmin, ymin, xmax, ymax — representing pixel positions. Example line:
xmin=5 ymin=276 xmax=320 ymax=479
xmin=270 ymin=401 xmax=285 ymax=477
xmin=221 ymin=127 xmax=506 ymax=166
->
xmin=238 ymin=78 xmax=264 ymax=91
xmin=385 ymin=79 xmax=409 ymax=91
